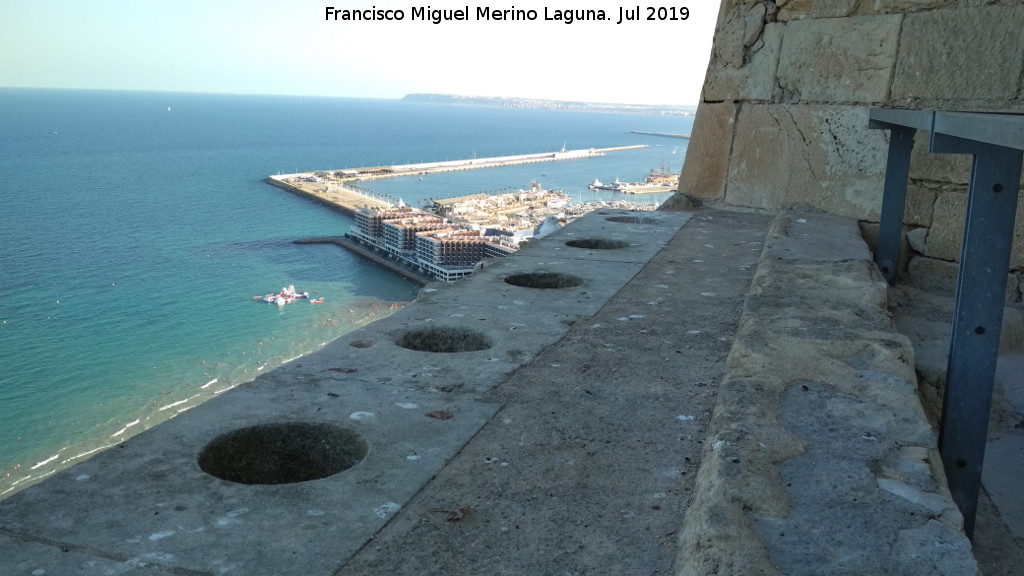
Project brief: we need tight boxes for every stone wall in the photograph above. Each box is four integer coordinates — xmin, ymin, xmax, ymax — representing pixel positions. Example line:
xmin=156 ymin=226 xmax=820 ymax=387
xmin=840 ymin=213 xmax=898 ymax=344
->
xmin=669 ymin=0 xmax=1024 ymax=301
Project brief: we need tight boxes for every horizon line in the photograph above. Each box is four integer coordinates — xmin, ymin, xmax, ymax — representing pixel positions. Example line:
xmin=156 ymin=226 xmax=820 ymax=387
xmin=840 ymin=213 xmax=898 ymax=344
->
xmin=0 ymin=85 xmax=697 ymax=109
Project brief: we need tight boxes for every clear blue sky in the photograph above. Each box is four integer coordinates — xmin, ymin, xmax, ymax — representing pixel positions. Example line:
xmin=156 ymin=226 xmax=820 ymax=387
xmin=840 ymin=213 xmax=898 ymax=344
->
xmin=0 ymin=1 xmax=719 ymax=105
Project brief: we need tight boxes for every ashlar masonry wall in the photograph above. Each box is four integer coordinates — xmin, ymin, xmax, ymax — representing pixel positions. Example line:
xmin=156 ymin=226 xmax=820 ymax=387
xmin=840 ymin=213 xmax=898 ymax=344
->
xmin=669 ymin=0 xmax=1024 ymax=300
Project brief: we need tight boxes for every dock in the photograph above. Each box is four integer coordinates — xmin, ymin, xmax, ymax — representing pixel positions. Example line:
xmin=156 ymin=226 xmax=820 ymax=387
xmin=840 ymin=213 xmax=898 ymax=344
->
xmin=266 ymin=146 xmax=649 ymax=216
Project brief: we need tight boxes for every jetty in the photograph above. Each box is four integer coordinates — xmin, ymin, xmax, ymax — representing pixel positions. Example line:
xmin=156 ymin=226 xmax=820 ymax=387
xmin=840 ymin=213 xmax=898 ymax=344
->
xmin=265 ymin=145 xmax=648 ymax=216
xmin=629 ymin=131 xmax=691 ymax=139
xmin=264 ymin=175 xmax=389 ymax=217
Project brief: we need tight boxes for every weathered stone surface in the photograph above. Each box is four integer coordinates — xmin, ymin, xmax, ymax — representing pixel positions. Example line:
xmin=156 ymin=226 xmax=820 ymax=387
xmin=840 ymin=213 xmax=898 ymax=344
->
xmin=892 ymin=6 xmax=1024 ymax=107
xmin=925 ymin=190 xmax=1024 ymax=268
xmin=909 ymin=131 xmax=1024 ymax=187
xmin=678 ymin=212 xmax=977 ymax=576
xmin=812 ymin=0 xmax=859 ymax=18
xmin=905 ymin=183 xmax=936 ymax=226
xmin=875 ymin=0 xmax=952 ymax=13
xmin=743 ymin=2 xmax=768 ymax=46
xmin=909 ymin=132 xmax=972 ymax=184
xmin=924 ymin=189 xmax=967 ymax=261
xmin=777 ymin=0 xmax=815 ymax=21
xmin=908 ymin=254 xmax=960 ymax=295
xmin=777 ymin=15 xmax=902 ymax=104
xmin=908 ymin=255 xmax=1023 ymax=304
xmin=705 ymin=0 xmax=763 ymax=72
xmin=724 ymin=104 xmax=890 ymax=218
xmin=907 ymin=226 xmax=928 ymax=253
xmin=703 ymin=18 xmax=783 ymax=102
xmin=677 ymin=102 xmax=739 ymax=200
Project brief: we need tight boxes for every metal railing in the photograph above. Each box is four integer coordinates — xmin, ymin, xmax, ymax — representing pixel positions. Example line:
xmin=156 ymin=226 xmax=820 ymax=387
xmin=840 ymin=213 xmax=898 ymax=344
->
xmin=868 ymin=108 xmax=1024 ymax=538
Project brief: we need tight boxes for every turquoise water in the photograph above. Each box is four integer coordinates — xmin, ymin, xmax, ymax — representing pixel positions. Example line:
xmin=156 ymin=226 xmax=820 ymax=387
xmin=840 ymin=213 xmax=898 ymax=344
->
xmin=0 ymin=89 xmax=691 ymax=496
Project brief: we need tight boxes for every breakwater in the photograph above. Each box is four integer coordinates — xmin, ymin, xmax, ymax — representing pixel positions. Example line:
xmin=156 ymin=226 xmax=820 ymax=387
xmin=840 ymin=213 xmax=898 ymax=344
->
xmin=265 ymin=175 xmax=388 ymax=217
xmin=630 ymin=131 xmax=691 ymax=139
xmin=356 ymin=145 xmax=646 ymax=180
xmin=266 ymin=145 xmax=651 ymax=216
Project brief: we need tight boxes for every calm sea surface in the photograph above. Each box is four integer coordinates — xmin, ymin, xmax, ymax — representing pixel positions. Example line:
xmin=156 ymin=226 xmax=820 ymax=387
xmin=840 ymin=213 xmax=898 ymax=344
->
xmin=0 ymin=89 xmax=692 ymax=497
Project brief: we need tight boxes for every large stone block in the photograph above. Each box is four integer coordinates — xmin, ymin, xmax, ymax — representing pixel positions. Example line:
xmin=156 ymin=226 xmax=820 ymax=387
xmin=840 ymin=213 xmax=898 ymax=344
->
xmin=724 ymin=104 xmax=890 ymax=219
xmin=701 ymin=0 xmax=783 ymax=103
xmin=703 ymin=22 xmax=784 ymax=102
xmin=924 ymin=189 xmax=1024 ymax=268
xmin=892 ymin=6 xmax=1024 ymax=107
xmin=678 ymin=102 xmax=739 ymax=200
xmin=777 ymin=15 xmax=902 ymax=104
xmin=909 ymin=132 xmax=972 ymax=184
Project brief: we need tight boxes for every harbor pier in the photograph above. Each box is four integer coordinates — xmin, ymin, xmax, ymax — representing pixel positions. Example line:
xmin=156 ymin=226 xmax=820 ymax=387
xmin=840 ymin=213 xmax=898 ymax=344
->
xmin=265 ymin=145 xmax=649 ymax=216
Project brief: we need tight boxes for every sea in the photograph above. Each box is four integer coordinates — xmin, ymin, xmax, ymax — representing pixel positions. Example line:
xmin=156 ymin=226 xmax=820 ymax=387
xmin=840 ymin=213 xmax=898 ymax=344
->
xmin=0 ymin=88 xmax=693 ymax=498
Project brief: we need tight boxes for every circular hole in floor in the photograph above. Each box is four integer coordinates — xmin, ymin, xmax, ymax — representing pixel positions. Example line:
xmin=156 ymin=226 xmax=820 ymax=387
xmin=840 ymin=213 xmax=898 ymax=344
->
xmin=565 ymin=238 xmax=629 ymax=250
xmin=397 ymin=326 xmax=492 ymax=353
xmin=198 ymin=422 xmax=367 ymax=485
xmin=504 ymin=272 xmax=585 ymax=289
xmin=349 ymin=339 xmax=375 ymax=349
xmin=606 ymin=215 xmax=660 ymax=225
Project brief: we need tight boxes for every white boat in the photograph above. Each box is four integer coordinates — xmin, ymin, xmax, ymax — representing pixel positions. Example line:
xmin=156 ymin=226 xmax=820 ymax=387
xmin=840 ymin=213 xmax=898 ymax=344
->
xmin=257 ymin=286 xmax=309 ymax=305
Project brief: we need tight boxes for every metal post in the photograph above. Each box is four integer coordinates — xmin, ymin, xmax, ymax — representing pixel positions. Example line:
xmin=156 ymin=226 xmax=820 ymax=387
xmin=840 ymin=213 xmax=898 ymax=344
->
xmin=875 ymin=126 xmax=917 ymax=284
xmin=932 ymin=133 xmax=1024 ymax=538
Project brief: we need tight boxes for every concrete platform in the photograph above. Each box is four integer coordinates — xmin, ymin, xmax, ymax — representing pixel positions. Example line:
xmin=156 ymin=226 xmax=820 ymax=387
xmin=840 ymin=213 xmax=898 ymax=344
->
xmin=0 ymin=208 xmax=981 ymax=575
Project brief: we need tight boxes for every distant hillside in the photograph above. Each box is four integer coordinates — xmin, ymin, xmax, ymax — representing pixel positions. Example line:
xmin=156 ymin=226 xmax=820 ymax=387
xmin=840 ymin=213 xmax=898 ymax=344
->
xmin=402 ymin=93 xmax=696 ymax=116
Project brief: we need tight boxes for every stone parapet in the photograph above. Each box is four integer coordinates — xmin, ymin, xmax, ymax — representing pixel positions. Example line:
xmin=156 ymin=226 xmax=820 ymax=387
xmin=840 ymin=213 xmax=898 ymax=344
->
xmin=676 ymin=211 xmax=977 ymax=575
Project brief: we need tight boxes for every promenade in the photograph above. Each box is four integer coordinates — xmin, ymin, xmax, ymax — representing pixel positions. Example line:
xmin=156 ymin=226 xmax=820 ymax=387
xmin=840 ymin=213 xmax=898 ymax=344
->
xmin=0 ymin=205 xmax=986 ymax=575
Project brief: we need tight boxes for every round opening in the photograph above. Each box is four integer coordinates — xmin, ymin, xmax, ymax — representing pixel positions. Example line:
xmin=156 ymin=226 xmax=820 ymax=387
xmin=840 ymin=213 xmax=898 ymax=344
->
xmin=198 ymin=422 xmax=367 ymax=485
xmin=606 ymin=215 xmax=660 ymax=225
xmin=397 ymin=327 xmax=492 ymax=353
xmin=504 ymin=272 xmax=584 ymax=289
xmin=349 ymin=339 xmax=375 ymax=349
xmin=565 ymin=238 xmax=629 ymax=250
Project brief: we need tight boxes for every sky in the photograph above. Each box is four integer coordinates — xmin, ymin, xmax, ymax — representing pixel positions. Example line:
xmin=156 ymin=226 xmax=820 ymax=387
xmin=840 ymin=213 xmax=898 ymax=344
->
xmin=0 ymin=1 xmax=719 ymax=105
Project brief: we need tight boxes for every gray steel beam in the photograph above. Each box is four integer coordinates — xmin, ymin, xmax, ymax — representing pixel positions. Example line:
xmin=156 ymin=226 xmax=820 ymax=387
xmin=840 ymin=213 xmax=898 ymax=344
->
xmin=931 ymin=132 xmax=1024 ymax=538
xmin=934 ymin=112 xmax=1024 ymax=151
xmin=868 ymin=108 xmax=934 ymax=132
xmin=874 ymin=125 xmax=916 ymax=284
